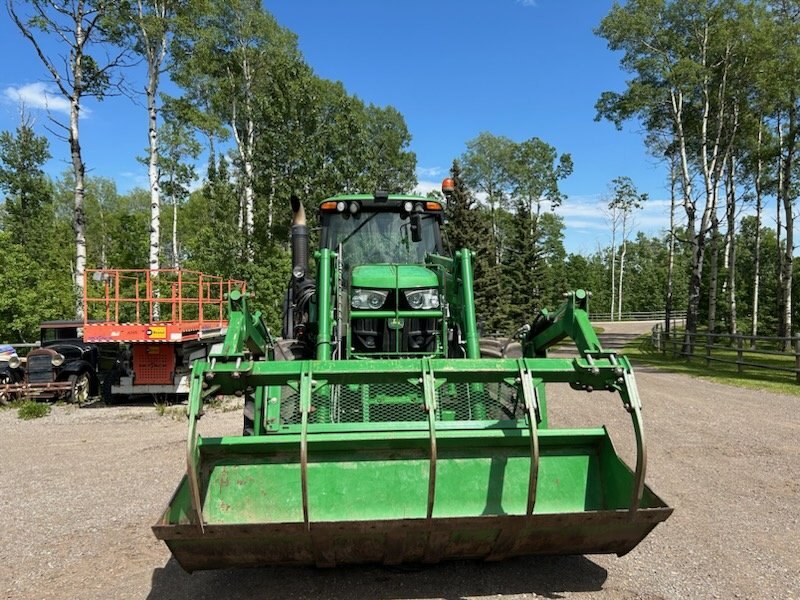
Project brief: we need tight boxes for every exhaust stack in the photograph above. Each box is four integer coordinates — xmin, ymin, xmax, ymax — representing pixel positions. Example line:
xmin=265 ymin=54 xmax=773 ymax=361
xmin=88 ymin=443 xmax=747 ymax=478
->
xmin=290 ymin=194 xmax=308 ymax=281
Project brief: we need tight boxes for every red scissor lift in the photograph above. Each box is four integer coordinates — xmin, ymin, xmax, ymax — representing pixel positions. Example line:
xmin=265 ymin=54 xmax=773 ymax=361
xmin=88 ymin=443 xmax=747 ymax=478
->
xmin=83 ymin=269 xmax=245 ymax=400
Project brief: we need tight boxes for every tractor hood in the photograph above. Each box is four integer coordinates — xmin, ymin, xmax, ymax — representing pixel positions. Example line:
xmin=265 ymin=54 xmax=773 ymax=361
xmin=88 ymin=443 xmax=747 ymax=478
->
xmin=351 ymin=264 xmax=438 ymax=290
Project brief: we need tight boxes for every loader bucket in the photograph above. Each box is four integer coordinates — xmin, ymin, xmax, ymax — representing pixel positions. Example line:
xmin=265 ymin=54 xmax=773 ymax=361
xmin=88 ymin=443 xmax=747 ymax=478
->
xmin=153 ymin=356 xmax=672 ymax=571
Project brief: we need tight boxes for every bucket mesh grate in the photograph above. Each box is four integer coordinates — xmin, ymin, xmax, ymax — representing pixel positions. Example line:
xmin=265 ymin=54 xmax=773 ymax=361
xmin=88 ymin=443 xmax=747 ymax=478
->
xmin=435 ymin=381 xmax=524 ymax=421
xmin=279 ymin=379 xmax=523 ymax=425
xmin=280 ymin=382 xmax=426 ymax=425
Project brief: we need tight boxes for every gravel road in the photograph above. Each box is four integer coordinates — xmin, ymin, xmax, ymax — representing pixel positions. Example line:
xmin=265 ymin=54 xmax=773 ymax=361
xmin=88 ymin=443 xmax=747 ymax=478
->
xmin=1 ymin=321 xmax=798 ymax=600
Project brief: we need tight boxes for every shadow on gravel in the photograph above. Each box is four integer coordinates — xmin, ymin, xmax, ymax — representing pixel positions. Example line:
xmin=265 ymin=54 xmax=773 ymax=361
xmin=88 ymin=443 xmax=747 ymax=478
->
xmin=149 ymin=555 xmax=607 ymax=600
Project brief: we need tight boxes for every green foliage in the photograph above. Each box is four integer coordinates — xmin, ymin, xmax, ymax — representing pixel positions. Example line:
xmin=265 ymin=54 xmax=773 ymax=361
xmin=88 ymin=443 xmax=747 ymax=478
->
xmin=443 ymin=160 xmax=502 ymax=333
xmin=0 ymin=124 xmax=73 ymax=342
xmin=0 ymin=120 xmax=52 ymax=246
xmin=17 ymin=400 xmax=50 ymax=420
xmin=241 ymin=248 xmax=292 ymax=334
xmin=0 ymin=231 xmax=74 ymax=342
xmin=181 ymin=156 xmax=244 ymax=277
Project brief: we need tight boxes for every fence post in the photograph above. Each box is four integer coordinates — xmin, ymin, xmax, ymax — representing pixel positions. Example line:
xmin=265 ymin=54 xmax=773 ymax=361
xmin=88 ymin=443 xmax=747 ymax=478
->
xmin=736 ymin=334 xmax=743 ymax=374
xmin=795 ymin=338 xmax=800 ymax=385
xmin=705 ymin=332 xmax=712 ymax=366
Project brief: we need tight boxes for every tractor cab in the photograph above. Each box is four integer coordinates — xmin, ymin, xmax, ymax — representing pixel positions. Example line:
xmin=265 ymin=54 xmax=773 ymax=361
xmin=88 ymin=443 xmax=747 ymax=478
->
xmin=318 ymin=194 xmax=447 ymax=358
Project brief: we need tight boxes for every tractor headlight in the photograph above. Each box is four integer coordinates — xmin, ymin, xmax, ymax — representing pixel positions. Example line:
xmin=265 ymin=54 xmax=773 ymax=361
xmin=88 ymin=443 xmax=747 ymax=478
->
xmin=404 ymin=288 xmax=440 ymax=310
xmin=8 ymin=355 xmax=21 ymax=369
xmin=351 ymin=289 xmax=389 ymax=310
xmin=51 ymin=353 xmax=65 ymax=367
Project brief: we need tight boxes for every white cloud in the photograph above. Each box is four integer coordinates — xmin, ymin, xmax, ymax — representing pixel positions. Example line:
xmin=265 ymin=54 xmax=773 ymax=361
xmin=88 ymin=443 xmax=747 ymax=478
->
xmin=517 ymin=0 xmax=537 ymax=6
xmin=413 ymin=180 xmax=441 ymax=196
xmin=546 ymin=195 xmax=678 ymax=239
xmin=119 ymin=170 xmax=149 ymax=190
xmin=417 ymin=166 xmax=444 ymax=179
xmin=3 ymin=82 xmax=87 ymax=117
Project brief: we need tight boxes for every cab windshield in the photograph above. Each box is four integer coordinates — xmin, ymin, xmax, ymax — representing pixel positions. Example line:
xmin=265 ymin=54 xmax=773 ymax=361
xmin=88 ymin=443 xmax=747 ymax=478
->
xmin=324 ymin=210 xmax=440 ymax=268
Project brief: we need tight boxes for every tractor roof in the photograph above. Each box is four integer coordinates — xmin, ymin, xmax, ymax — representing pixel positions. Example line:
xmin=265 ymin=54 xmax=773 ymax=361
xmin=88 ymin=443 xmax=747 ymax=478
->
xmin=320 ymin=193 xmax=429 ymax=206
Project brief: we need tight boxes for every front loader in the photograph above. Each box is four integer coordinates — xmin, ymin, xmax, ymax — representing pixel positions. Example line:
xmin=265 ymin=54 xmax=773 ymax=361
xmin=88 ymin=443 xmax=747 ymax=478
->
xmin=153 ymin=182 xmax=671 ymax=571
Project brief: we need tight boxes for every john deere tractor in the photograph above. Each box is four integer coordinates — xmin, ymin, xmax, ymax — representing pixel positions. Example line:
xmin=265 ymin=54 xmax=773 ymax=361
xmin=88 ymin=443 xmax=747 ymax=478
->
xmin=153 ymin=182 xmax=671 ymax=571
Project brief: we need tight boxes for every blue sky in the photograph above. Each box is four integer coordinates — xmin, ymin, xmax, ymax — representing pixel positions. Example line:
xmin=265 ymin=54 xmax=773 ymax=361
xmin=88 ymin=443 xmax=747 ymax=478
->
xmin=0 ymin=1 xmax=679 ymax=254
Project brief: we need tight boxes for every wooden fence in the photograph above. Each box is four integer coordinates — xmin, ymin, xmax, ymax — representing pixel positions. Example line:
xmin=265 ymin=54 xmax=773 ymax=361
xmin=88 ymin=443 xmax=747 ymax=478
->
xmin=592 ymin=310 xmax=687 ymax=322
xmin=650 ymin=324 xmax=800 ymax=383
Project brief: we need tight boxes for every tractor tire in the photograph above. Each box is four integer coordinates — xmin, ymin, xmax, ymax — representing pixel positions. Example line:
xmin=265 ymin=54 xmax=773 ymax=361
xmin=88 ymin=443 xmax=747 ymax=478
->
xmin=68 ymin=372 xmax=91 ymax=405
xmin=243 ymin=389 xmax=255 ymax=436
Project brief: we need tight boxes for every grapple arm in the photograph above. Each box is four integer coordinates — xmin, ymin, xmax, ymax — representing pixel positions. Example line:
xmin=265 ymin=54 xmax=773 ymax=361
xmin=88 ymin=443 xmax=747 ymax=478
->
xmin=525 ymin=289 xmax=602 ymax=357
xmin=210 ymin=289 xmax=272 ymax=360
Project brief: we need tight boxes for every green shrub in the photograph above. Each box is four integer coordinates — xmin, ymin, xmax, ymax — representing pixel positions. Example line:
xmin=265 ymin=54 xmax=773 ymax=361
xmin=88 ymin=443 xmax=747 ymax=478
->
xmin=17 ymin=400 xmax=51 ymax=420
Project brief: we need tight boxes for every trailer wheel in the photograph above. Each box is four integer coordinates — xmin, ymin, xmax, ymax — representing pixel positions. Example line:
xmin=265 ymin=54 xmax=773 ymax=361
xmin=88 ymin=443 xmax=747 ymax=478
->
xmin=68 ymin=372 xmax=91 ymax=404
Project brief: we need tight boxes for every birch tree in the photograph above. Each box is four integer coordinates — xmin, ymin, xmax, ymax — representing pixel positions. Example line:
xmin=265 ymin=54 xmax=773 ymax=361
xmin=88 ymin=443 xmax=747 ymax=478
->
xmin=159 ymin=115 xmax=200 ymax=268
xmin=124 ymin=0 xmax=182 ymax=279
xmin=607 ymin=176 xmax=647 ymax=320
xmin=597 ymin=0 xmax=752 ymax=352
xmin=7 ymin=0 xmax=130 ymax=318
xmin=172 ymin=0 xmax=296 ymax=258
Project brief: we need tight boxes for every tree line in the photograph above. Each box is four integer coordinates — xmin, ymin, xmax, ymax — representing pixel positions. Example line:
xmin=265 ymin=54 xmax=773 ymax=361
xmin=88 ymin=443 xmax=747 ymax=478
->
xmin=596 ymin=0 xmax=800 ymax=349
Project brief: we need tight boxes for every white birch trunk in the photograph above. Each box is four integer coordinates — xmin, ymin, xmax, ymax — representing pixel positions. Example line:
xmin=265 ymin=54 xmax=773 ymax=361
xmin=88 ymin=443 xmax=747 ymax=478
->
xmin=138 ymin=0 xmax=170 ymax=319
xmin=172 ymin=186 xmax=179 ymax=269
xmin=230 ymin=48 xmax=256 ymax=259
xmin=147 ymin=70 xmax=161 ymax=276
xmin=725 ymin=156 xmax=737 ymax=336
xmin=751 ymin=122 xmax=763 ymax=344
xmin=665 ymin=157 xmax=677 ymax=336
xmin=780 ymin=105 xmax=796 ymax=348
xmin=609 ymin=208 xmax=617 ymax=322
xmin=71 ymin=93 xmax=86 ymax=320
xmin=618 ymin=214 xmax=627 ymax=321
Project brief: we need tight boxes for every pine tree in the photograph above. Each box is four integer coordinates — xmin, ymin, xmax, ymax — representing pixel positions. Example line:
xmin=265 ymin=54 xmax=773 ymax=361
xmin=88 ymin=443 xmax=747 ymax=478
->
xmin=443 ymin=160 xmax=502 ymax=334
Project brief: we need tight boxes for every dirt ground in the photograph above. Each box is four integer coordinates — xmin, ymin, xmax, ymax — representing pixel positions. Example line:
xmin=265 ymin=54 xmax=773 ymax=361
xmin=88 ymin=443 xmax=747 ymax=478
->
xmin=1 ymin=320 xmax=798 ymax=600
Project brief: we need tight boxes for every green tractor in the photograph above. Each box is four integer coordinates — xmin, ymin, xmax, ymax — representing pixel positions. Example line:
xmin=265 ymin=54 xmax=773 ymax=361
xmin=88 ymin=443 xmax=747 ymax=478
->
xmin=153 ymin=182 xmax=671 ymax=571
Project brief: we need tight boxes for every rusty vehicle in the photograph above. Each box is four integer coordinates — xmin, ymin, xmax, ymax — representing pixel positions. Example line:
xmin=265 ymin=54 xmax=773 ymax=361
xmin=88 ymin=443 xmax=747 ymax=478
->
xmin=0 ymin=322 xmax=112 ymax=403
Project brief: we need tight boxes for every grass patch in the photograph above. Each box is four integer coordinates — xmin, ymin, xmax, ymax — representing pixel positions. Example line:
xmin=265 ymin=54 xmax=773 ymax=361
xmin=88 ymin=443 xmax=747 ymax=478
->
xmin=17 ymin=400 xmax=51 ymax=420
xmin=154 ymin=402 xmax=186 ymax=420
xmin=624 ymin=334 xmax=800 ymax=396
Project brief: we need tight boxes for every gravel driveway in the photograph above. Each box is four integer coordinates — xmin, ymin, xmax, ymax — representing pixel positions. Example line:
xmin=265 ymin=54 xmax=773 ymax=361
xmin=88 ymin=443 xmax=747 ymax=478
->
xmin=1 ymin=321 xmax=798 ymax=600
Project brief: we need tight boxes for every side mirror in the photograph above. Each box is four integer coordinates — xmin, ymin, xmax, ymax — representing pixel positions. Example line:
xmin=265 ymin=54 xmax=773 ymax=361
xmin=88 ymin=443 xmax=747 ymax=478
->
xmin=410 ymin=213 xmax=422 ymax=243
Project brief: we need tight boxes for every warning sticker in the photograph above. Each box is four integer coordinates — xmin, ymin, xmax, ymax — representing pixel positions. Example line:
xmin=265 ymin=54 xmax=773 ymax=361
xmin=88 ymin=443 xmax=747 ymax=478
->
xmin=146 ymin=326 xmax=167 ymax=339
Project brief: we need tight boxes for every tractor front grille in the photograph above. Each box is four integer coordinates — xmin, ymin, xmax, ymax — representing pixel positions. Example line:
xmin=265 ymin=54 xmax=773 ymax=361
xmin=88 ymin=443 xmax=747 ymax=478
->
xmin=351 ymin=293 xmax=439 ymax=356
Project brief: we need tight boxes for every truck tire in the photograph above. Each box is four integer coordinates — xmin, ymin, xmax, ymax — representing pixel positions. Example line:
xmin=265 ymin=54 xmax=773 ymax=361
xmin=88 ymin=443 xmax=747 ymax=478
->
xmin=0 ymin=373 xmax=17 ymax=406
xmin=101 ymin=364 xmax=123 ymax=405
xmin=68 ymin=372 xmax=91 ymax=404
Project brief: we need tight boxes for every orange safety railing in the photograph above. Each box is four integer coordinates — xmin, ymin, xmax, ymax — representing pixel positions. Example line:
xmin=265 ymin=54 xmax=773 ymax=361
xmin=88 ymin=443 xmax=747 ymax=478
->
xmin=83 ymin=269 xmax=246 ymax=329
